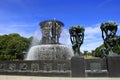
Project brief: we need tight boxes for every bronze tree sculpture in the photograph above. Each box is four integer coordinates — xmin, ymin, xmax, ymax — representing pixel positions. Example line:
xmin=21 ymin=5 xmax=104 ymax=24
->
xmin=100 ymin=21 xmax=120 ymax=56
xmin=69 ymin=25 xmax=85 ymax=56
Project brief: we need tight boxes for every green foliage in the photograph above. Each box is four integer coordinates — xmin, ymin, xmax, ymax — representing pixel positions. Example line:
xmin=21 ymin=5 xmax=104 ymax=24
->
xmin=94 ymin=44 xmax=104 ymax=57
xmin=94 ymin=43 xmax=120 ymax=57
xmin=0 ymin=33 xmax=32 ymax=60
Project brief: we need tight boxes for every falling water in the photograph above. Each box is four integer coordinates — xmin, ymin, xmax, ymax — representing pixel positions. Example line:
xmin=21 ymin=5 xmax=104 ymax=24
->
xmin=25 ymin=44 xmax=74 ymax=60
xmin=30 ymin=30 xmax=41 ymax=47
xmin=24 ymin=30 xmax=41 ymax=59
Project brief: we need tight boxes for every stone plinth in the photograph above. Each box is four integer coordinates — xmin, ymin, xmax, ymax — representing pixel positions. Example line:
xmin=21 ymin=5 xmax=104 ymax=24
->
xmin=71 ymin=56 xmax=85 ymax=77
xmin=107 ymin=56 xmax=120 ymax=77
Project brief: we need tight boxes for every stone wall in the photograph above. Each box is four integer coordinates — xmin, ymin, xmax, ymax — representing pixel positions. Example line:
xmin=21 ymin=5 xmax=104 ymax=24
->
xmin=0 ymin=60 xmax=71 ymax=77
xmin=0 ymin=56 xmax=120 ymax=77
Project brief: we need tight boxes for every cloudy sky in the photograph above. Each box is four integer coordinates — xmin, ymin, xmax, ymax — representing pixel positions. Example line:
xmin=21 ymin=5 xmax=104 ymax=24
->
xmin=0 ymin=0 xmax=120 ymax=52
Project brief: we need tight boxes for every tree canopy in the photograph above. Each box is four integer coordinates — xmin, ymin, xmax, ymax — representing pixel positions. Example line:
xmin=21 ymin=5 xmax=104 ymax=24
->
xmin=0 ymin=33 xmax=32 ymax=60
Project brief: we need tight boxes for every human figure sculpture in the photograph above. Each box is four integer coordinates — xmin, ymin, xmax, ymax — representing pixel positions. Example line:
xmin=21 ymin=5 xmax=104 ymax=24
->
xmin=41 ymin=25 xmax=51 ymax=44
xmin=51 ymin=20 xmax=57 ymax=44
xmin=51 ymin=21 xmax=62 ymax=44
xmin=100 ymin=21 xmax=120 ymax=56
xmin=69 ymin=25 xmax=85 ymax=56
xmin=40 ymin=20 xmax=64 ymax=44
xmin=56 ymin=24 xmax=62 ymax=43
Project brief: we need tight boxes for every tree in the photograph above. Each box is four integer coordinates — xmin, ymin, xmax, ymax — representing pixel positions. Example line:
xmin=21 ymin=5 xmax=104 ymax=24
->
xmin=0 ymin=33 xmax=32 ymax=60
xmin=94 ymin=44 xmax=104 ymax=57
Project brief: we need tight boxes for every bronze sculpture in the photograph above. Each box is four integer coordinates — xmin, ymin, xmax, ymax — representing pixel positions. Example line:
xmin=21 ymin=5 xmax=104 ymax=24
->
xmin=69 ymin=25 xmax=85 ymax=56
xmin=100 ymin=21 xmax=120 ymax=56
xmin=40 ymin=20 xmax=64 ymax=44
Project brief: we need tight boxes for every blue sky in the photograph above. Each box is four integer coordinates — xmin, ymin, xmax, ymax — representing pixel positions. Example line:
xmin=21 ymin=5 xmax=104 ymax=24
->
xmin=0 ymin=0 xmax=120 ymax=52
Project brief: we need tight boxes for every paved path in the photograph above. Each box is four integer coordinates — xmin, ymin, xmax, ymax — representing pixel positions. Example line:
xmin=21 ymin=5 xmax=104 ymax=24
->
xmin=0 ymin=75 xmax=120 ymax=80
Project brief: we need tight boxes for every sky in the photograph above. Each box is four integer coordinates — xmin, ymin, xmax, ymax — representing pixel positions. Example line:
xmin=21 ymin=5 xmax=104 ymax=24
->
xmin=0 ymin=0 xmax=120 ymax=52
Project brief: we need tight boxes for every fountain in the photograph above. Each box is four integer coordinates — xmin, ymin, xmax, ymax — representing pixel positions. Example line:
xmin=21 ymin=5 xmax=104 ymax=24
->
xmin=1 ymin=21 xmax=120 ymax=77
xmin=25 ymin=19 xmax=74 ymax=60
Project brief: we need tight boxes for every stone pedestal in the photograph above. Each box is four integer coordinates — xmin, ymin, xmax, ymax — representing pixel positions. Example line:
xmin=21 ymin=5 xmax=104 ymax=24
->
xmin=107 ymin=56 xmax=120 ymax=77
xmin=71 ymin=56 xmax=85 ymax=77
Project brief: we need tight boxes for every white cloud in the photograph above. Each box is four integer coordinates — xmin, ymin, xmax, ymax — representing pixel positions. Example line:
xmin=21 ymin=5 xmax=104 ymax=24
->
xmin=81 ymin=40 xmax=103 ymax=52
xmin=0 ymin=23 xmax=38 ymax=38
xmin=81 ymin=24 xmax=103 ymax=52
xmin=85 ymin=24 xmax=101 ymax=35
